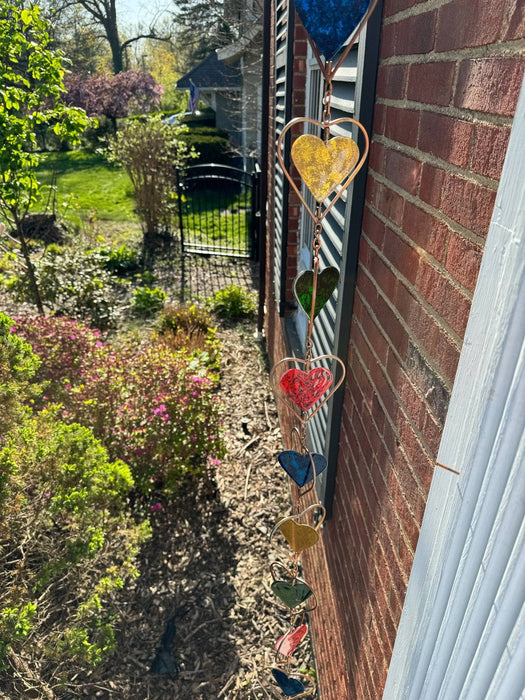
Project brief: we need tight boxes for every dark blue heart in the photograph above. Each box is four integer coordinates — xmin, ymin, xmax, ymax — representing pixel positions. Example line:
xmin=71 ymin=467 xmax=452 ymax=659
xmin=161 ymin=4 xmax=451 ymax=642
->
xmin=278 ymin=450 xmax=327 ymax=487
xmin=271 ymin=668 xmax=305 ymax=696
xmin=293 ymin=0 xmax=372 ymax=60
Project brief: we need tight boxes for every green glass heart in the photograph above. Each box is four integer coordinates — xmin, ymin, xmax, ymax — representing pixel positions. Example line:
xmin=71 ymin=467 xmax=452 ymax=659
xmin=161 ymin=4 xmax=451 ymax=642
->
xmin=271 ymin=579 xmax=313 ymax=609
xmin=294 ymin=267 xmax=339 ymax=318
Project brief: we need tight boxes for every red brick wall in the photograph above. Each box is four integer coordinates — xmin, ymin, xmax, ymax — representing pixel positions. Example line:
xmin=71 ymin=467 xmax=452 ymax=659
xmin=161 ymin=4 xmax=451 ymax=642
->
xmin=322 ymin=1 xmax=523 ymax=698
xmin=264 ymin=1 xmax=524 ymax=699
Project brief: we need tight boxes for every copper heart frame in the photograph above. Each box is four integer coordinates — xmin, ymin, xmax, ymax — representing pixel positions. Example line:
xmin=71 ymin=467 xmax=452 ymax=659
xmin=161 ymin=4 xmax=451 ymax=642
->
xmin=283 ymin=427 xmax=326 ymax=499
xmin=269 ymin=503 xmax=327 ymax=547
xmin=270 ymin=354 xmax=346 ymax=424
xmin=277 ymin=117 xmax=370 ymax=222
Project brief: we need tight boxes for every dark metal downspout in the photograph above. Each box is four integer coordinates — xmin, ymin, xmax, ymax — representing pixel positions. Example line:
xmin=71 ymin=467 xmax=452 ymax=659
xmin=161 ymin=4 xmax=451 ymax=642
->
xmin=257 ymin=0 xmax=272 ymax=336
xmin=278 ymin=2 xmax=295 ymax=317
xmin=321 ymin=0 xmax=384 ymax=518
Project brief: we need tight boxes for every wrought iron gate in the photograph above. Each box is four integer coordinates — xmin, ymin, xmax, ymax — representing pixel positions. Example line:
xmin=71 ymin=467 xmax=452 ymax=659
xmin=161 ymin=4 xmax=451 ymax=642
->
xmin=176 ymin=163 xmax=260 ymax=259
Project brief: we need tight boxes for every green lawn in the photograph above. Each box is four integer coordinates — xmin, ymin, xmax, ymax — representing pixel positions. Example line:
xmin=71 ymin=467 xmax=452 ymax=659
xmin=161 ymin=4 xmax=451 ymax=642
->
xmin=34 ymin=150 xmax=138 ymax=223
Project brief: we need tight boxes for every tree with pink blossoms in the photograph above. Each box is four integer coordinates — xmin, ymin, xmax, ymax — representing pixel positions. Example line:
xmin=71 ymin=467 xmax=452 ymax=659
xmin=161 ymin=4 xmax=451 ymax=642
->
xmin=65 ymin=70 xmax=163 ymax=131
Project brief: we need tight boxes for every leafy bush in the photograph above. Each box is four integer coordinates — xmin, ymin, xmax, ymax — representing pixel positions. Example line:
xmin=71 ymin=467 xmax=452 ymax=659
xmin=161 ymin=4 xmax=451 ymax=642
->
xmin=97 ymin=244 xmax=141 ymax=275
xmin=8 ymin=246 xmax=122 ymax=330
xmin=0 ymin=410 xmax=150 ymax=677
xmin=108 ymin=115 xmax=197 ymax=239
xmin=178 ymin=129 xmax=231 ymax=164
xmin=158 ymin=303 xmax=220 ymax=366
xmin=132 ymin=285 xmax=167 ymax=316
xmin=180 ymin=108 xmax=216 ymax=128
xmin=13 ymin=316 xmax=226 ymax=495
xmin=0 ymin=312 xmax=41 ymax=515
xmin=0 ymin=318 xmax=150 ymax=687
xmin=209 ymin=284 xmax=256 ymax=319
xmin=9 ymin=315 xmax=103 ymax=409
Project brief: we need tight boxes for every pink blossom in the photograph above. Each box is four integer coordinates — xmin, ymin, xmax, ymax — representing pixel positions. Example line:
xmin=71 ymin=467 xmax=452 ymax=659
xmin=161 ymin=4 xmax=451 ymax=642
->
xmin=150 ymin=502 xmax=162 ymax=512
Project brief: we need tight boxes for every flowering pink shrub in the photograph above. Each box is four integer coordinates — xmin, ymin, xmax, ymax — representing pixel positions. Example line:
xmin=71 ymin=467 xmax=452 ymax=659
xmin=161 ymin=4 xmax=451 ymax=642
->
xmin=64 ymin=70 xmax=163 ymax=121
xmin=13 ymin=316 xmax=225 ymax=494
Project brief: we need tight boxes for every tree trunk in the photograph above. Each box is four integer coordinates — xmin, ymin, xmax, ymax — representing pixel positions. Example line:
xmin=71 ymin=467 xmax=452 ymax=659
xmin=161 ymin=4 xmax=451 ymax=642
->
xmin=108 ymin=29 xmax=123 ymax=74
xmin=17 ymin=225 xmax=44 ymax=315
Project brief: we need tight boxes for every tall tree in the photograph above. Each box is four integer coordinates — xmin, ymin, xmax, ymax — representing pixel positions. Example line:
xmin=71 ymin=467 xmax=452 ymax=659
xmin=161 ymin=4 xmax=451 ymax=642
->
xmin=0 ymin=2 xmax=91 ymax=313
xmin=45 ymin=0 xmax=171 ymax=74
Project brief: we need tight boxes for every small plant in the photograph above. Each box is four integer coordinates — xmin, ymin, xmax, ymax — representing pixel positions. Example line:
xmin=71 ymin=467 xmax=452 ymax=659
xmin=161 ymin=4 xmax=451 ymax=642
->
xmin=209 ymin=284 xmax=256 ymax=319
xmin=97 ymin=244 xmax=141 ymax=275
xmin=8 ymin=246 xmax=122 ymax=329
xmin=133 ymin=285 xmax=167 ymax=316
xmin=158 ymin=303 xmax=220 ymax=366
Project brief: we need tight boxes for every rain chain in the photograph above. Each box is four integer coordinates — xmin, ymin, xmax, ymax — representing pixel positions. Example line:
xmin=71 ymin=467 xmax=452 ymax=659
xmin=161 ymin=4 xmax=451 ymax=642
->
xmin=264 ymin=1 xmax=378 ymax=696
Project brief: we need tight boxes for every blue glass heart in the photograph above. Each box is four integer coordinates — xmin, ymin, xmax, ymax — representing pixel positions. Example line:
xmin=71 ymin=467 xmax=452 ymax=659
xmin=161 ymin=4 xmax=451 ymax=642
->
xmin=293 ymin=0 xmax=372 ymax=61
xmin=271 ymin=668 xmax=305 ymax=697
xmin=278 ymin=450 xmax=327 ymax=487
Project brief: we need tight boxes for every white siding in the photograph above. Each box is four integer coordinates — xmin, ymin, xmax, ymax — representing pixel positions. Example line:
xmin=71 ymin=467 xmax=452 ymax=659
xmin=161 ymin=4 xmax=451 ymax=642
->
xmin=383 ymin=77 xmax=525 ymax=700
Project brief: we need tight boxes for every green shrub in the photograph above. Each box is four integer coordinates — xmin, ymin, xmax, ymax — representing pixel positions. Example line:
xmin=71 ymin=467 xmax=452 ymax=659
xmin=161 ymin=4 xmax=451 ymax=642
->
xmin=180 ymin=108 xmax=216 ymax=128
xmin=97 ymin=244 xmax=141 ymax=275
xmin=8 ymin=246 xmax=122 ymax=330
xmin=209 ymin=284 xmax=256 ymax=319
xmin=0 ymin=408 xmax=150 ymax=678
xmin=158 ymin=303 xmax=220 ymax=367
xmin=178 ymin=130 xmax=231 ymax=164
xmin=0 ymin=312 xmax=40 ymax=443
xmin=132 ymin=285 xmax=167 ymax=316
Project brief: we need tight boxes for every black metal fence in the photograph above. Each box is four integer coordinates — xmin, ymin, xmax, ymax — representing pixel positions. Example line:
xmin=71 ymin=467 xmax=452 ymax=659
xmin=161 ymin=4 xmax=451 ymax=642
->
xmin=176 ymin=163 xmax=260 ymax=260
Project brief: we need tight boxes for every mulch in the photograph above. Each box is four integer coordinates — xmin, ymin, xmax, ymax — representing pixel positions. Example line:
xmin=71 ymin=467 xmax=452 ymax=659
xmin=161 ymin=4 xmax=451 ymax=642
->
xmin=0 ymin=253 xmax=318 ymax=699
xmin=74 ymin=320 xmax=317 ymax=699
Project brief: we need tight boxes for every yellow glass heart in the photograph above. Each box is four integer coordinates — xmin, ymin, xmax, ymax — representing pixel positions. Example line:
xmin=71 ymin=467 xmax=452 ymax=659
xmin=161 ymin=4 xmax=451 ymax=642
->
xmin=291 ymin=134 xmax=360 ymax=202
xmin=279 ymin=519 xmax=319 ymax=553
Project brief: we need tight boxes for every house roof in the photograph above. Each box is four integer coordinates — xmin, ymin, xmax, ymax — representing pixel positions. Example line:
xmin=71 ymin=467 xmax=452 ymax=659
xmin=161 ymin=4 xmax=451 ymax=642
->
xmin=176 ymin=53 xmax=241 ymax=90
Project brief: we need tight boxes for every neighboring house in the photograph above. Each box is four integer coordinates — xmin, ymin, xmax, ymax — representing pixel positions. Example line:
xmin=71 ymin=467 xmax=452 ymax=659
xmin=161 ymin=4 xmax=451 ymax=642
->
xmin=177 ymin=2 xmax=263 ymax=163
xmin=217 ymin=5 xmax=263 ymax=160
xmin=262 ymin=1 xmax=524 ymax=698
xmin=176 ymin=52 xmax=242 ymax=141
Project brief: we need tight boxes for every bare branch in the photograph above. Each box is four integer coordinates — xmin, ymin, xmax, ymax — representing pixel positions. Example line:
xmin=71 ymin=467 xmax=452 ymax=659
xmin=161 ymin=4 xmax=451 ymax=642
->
xmin=121 ymin=31 xmax=172 ymax=52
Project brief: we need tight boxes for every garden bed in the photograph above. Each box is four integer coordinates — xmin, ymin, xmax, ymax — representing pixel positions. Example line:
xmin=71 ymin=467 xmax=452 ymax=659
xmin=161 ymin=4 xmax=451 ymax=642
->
xmin=0 ymin=316 xmax=316 ymax=699
xmin=76 ymin=320 xmax=315 ymax=699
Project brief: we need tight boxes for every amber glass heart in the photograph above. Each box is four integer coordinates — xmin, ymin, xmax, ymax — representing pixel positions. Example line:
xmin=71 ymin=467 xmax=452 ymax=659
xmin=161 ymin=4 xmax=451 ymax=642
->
xmin=279 ymin=520 xmax=319 ymax=553
xmin=279 ymin=367 xmax=333 ymax=411
xmin=292 ymin=134 xmax=359 ymax=202
xmin=277 ymin=117 xmax=369 ymax=224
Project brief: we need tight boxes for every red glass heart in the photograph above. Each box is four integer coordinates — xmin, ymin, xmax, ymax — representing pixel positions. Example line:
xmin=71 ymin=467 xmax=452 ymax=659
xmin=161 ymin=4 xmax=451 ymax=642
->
xmin=275 ymin=624 xmax=308 ymax=657
xmin=279 ymin=367 xmax=333 ymax=411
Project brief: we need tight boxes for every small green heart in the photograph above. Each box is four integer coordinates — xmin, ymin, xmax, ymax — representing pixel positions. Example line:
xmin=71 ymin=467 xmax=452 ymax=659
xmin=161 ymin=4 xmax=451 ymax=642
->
xmin=294 ymin=267 xmax=339 ymax=318
xmin=271 ymin=580 xmax=313 ymax=609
